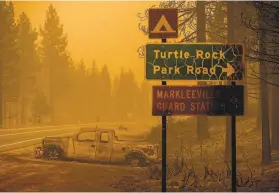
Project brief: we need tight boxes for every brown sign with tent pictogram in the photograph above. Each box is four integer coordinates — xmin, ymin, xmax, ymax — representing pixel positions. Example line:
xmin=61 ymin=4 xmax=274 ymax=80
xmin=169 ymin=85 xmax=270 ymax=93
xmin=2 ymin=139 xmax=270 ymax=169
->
xmin=148 ymin=8 xmax=178 ymax=39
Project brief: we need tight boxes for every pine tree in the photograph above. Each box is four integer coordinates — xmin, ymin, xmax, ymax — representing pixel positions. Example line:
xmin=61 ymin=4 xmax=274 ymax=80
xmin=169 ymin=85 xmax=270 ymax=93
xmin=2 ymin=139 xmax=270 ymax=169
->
xmin=258 ymin=7 xmax=272 ymax=165
xmin=64 ymin=57 xmax=76 ymax=124
xmin=207 ymin=2 xmax=227 ymax=43
xmin=76 ymin=59 xmax=87 ymax=122
xmin=125 ymin=70 xmax=140 ymax=121
xmin=99 ymin=65 xmax=111 ymax=121
xmin=196 ymin=1 xmax=210 ymax=141
xmin=224 ymin=0 xmax=235 ymax=162
xmin=17 ymin=12 xmax=40 ymax=126
xmin=0 ymin=2 xmax=19 ymax=128
xmin=115 ymin=68 xmax=126 ymax=121
xmin=40 ymin=4 xmax=71 ymax=124
xmin=88 ymin=60 xmax=100 ymax=122
xmin=111 ymin=76 xmax=120 ymax=122
xmin=138 ymin=81 xmax=151 ymax=122
xmin=31 ymin=90 xmax=50 ymax=124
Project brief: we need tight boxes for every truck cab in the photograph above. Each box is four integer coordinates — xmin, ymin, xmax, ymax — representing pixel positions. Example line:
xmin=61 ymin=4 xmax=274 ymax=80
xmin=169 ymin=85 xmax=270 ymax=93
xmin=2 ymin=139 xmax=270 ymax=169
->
xmin=66 ymin=128 xmax=115 ymax=162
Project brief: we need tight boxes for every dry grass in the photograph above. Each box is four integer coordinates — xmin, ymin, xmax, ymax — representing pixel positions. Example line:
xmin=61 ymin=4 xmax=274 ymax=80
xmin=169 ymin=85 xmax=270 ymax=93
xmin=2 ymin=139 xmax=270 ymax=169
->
xmin=142 ymin=117 xmax=279 ymax=192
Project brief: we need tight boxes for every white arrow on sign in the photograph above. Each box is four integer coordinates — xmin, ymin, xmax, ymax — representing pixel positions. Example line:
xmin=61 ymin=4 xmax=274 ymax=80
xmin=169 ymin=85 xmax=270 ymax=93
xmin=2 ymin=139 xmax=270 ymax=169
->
xmin=222 ymin=63 xmax=235 ymax=77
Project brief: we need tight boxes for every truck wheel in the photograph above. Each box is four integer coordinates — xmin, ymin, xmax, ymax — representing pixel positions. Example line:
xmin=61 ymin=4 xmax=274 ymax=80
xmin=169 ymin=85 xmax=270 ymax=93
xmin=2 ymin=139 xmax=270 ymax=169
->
xmin=47 ymin=148 xmax=62 ymax=160
xmin=34 ymin=147 xmax=44 ymax=159
xmin=128 ymin=157 xmax=146 ymax=167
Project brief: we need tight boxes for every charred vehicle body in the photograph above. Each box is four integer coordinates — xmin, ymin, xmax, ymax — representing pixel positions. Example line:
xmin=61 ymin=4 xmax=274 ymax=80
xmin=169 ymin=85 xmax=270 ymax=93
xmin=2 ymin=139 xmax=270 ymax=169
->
xmin=35 ymin=127 xmax=160 ymax=167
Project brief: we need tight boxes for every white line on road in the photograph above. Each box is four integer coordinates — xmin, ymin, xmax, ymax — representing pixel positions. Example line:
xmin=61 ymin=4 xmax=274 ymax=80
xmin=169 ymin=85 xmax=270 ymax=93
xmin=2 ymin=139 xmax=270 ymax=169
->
xmin=0 ymin=122 xmax=134 ymax=132
xmin=0 ymin=127 xmax=80 ymax=137
xmin=0 ymin=132 xmax=76 ymax=148
xmin=0 ymin=124 xmax=88 ymax=132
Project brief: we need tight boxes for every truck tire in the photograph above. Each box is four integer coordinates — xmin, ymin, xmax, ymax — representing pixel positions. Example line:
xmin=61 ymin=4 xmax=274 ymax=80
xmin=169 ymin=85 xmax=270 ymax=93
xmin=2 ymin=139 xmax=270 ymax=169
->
xmin=46 ymin=147 xmax=63 ymax=160
xmin=127 ymin=156 xmax=146 ymax=167
xmin=34 ymin=147 xmax=44 ymax=159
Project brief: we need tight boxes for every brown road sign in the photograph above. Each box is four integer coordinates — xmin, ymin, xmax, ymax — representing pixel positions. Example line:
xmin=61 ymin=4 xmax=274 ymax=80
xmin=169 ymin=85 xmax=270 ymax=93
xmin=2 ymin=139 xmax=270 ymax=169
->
xmin=152 ymin=85 xmax=244 ymax=116
xmin=148 ymin=8 xmax=178 ymax=39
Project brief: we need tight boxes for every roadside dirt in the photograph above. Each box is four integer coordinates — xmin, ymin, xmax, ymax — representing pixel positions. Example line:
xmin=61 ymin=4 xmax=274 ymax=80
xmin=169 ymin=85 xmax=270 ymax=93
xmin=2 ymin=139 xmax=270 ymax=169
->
xmin=0 ymin=147 xmax=155 ymax=192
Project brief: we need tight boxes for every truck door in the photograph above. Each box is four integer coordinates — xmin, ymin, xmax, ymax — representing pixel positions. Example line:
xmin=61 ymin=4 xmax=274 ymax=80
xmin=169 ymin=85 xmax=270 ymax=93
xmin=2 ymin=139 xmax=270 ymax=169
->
xmin=95 ymin=131 xmax=113 ymax=162
xmin=74 ymin=131 xmax=97 ymax=160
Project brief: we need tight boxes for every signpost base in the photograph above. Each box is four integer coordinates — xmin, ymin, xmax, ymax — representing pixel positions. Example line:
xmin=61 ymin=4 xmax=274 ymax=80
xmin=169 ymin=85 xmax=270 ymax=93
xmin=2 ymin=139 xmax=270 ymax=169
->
xmin=231 ymin=81 xmax=237 ymax=192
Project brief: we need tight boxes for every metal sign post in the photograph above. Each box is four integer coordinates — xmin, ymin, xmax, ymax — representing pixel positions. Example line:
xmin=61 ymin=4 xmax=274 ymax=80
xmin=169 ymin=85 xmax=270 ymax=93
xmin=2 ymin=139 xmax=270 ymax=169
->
xmin=161 ymin=38 xmax=167 ymax=193
xmin=148 ymin=8 xmax=178 ymax=192
xmin=231 ymin=81 xmax=237 ymax=192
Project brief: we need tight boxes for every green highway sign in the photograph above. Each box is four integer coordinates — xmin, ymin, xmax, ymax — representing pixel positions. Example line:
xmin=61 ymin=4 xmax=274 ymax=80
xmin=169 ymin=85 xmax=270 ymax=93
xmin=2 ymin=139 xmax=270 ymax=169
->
xmin=145 ymin=43 xmax=244 ymax=80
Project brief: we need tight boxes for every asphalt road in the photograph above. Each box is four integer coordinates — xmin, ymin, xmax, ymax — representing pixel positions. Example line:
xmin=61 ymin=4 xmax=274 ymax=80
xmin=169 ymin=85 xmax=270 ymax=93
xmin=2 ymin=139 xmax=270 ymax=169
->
xmin=0 ymin=122 xmax=141 ymax=153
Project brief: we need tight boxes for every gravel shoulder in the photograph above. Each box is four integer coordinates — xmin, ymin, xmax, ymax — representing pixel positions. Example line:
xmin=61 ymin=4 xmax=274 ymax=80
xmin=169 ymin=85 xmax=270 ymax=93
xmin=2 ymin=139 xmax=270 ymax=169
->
xmin=0 ymin=146 xmax=154 ymax=192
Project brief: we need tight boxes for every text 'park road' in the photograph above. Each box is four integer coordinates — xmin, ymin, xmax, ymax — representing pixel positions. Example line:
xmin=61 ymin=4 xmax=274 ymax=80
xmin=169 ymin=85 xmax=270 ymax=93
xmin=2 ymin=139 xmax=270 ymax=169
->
xmin=145 ymin=44 xmax=244 ymax=81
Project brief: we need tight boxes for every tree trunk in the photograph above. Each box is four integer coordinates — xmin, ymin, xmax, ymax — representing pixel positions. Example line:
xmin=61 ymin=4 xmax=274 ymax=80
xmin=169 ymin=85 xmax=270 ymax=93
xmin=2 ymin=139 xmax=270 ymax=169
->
xmin=259 ymin=10 xmax=272 ymax=165
xmin=196 ymin=0 xmax=210 ymax=141
xmin=269 ymin=1 xmax=279 ymax=150
xmin=0 ymin=62 xmax=3 ymax=129
xmin=21 ymin=98 xmax=25 ymax=126
xmin=50 ymin=65 xmax=55 ymax=125
xmin=257 ymin=92 xmax=262 ymax=130
xmin=15 ymin=101 xmax=19 ymax=129
xmin=0 ymin=91 xmax=2 ymax=129
xmin=269 ymin=73 xmax=279 ymax=150
xmin=225 ymin=1 xmax=235 ymax=162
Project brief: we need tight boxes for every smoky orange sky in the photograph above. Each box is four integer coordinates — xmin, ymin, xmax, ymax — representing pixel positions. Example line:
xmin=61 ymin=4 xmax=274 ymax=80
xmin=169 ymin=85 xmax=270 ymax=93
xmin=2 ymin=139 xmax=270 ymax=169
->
xmin=13 ymin=1 xmax=162 ymax=83
xmin=13 ymin=1 xmax=197 ymax=86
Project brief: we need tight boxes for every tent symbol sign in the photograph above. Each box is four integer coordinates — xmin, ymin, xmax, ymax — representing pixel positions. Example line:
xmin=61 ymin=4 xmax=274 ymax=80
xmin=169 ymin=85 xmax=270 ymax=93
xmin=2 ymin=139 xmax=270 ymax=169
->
xmin=149 ymin=8 xmax=178 ymax=39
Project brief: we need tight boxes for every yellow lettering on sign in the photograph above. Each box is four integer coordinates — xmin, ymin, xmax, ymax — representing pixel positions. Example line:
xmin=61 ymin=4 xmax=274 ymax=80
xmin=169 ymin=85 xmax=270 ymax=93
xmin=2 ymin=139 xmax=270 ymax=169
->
xmin=150 ymin=15 xmax=176 ymax=34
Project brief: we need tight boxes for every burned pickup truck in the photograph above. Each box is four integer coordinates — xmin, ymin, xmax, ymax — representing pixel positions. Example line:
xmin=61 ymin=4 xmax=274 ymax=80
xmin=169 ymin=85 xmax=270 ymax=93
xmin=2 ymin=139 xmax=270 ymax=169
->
xmin=34 ymin=127 xmax=160 ymax=167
